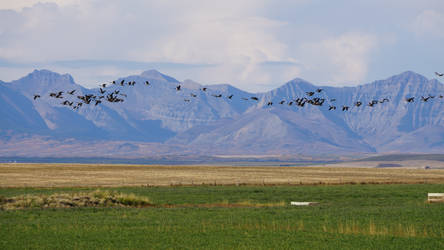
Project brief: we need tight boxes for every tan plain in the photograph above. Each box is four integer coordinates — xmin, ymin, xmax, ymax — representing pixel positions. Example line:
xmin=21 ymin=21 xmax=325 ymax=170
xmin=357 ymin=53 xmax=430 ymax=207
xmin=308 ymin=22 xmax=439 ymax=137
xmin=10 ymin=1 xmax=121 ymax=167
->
xmin=1 ymin=163 xmax=444 ymax=187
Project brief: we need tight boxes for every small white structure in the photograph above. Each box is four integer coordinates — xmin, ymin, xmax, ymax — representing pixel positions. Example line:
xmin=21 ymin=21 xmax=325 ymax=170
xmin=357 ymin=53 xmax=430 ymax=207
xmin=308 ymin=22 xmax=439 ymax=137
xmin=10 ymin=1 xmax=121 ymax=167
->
xmin=290 ymin=201 xmax=319 ymax=206
xmin=428 ymin=193 xmax=444 ymax=203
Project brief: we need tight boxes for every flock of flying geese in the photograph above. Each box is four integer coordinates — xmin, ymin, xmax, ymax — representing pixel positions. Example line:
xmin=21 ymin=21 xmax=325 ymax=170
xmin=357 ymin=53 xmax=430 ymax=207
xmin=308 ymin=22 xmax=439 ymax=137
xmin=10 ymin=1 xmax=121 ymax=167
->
xmin=32 ymin=72 xmax=444 ymax=112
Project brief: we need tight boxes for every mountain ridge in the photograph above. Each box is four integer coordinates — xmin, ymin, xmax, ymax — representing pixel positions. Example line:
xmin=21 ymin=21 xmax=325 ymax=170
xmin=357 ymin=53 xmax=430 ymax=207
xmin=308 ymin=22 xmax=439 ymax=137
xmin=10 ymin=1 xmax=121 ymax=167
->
xmin=1 ymin=69 xmax=443 ymax=157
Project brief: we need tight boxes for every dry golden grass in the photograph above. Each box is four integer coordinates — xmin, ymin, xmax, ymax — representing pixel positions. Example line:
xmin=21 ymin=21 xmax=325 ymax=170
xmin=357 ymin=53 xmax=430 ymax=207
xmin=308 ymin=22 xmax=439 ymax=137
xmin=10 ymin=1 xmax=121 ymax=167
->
xmin=1 ymin=163 xmax=444 ymax=187
xmin=0 ymin=190 xmax=152 ymax=210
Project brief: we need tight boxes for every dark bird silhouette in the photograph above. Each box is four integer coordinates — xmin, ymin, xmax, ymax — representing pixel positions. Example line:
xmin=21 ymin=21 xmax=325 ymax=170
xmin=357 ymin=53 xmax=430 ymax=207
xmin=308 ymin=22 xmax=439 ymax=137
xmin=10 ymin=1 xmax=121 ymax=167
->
xmin=68 ymin=90 xmax=76 ymax=95
xmin=342 ymin=106 xmax=349 ymax=111
xmin=406 ymin=97 xmax=415 ymax=103
xmin=329 ymin=105 xmax=336 ymax=110
xmin=145 ymin=81 xmax=150 ymax=85
xmin=95 ymin=100 xmax=102 ymax=106
xmin=440 ymin=95 xmax=443 ymax=99
xmin=190 ymin=93 xmax=197 ymax=97
xmin=422 ymin=96 xmax=431 ymax=102
xmin=288 ymin=101 xmax=293 ymax=106
xmin=184 ymin=99 xmax=190 ymax=102
xmin=429 ymin=95 xmax=435 ymax=99
xmin=55 ymin=91 xmax=63 ymax=98
xmin=33 ymin=94 xmax=40 ymax=100
xmin=279 ymin=100 xmax=285 ymax=104
xmin=99 ymin=88 xmax=106 ymax=94
xmin=306 ymin=91 xmax=315 ymax=96
xmin=201 ymin=87 xmax=207 ymax=91
xmin=49 ymin=92 xmax=57 ymax=97
xmin=435 ymin=72 xmax=444 ymax=77
xmin=368 ymin=102 xmax=375 ymax=107
xmin=355 ymin=101 xmax=362 ymax=107
xmin=111 ymin=80 xmax=116 ymax=85
xmin=120 ymin=80 xmax=125 ymax=86
xmin=212 ymin=94 xmax=222 ymax=98
xmin=227 ymin=95 xmax=233 ymax=99
xmin=316 ymin=88 xmax=323 ymax=93
xmin=380 ymin=98 xmax=389 ymax=103
xmin=176 ymin=85 xmax=181 ymax=91
xmin=330 ymin=98 xmax=336 ymax=102
xmin=267 ymin=102 xmax=273 ymax=106
xmin=101 ymin=83 xmax=106 ymax=88
xmin=251 ymin=97 xmax=259 ymax=101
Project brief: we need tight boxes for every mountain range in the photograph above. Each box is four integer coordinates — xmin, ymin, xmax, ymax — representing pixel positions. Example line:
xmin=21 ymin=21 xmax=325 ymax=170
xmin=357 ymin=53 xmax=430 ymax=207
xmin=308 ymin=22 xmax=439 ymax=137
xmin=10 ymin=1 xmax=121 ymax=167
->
xmin=1 ymin=69 xmax=444 ymax=158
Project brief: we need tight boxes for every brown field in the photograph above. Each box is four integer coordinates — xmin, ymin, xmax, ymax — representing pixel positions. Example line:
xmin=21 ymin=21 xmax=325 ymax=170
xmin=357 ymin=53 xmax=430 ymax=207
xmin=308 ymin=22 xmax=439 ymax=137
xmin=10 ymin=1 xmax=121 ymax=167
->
xmin=1 ymin=163 xmax=444 ymax=187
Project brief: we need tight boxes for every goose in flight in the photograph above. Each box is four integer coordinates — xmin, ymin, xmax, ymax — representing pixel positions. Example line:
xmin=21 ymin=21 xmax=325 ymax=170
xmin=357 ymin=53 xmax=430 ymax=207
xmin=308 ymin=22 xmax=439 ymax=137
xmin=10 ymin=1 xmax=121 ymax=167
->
xmin=342 ymin=106 xmax=349 ymax=111
xmin=33 ymin=94 xmax=40 ymax=100
xmin=68 ymin=90 xmax=76 ymax=95
xmin=406 ymin=97 xmax=415 ymax=103
xmin=435 ymin=72 xmax=444 ymax=77
xmin=316 ymin=88 xmax=323 ymax=93
xmin=267 ymin=102 xmax=273 ymax=106
xmin=279 ymin=100 xmax=285 ymax=104
xmin=306 ymin=91 xmax=315 ymax=97
xmin=145 ymin=81 xmax=150 ymax=85
xmin=250 ymin=97 xmax=259 ymax=101
xmin=329 ymin=105 xmax=336 ymax=110
xmin=421 ymin=96 xmax=431 ymax=102
xmin=227 ymin=95 xmax=233 ymax=99
xmin=176 ymin=85 xmax=181 ymax=91
xmin=355 ymin=101 xmax=362 ymax=107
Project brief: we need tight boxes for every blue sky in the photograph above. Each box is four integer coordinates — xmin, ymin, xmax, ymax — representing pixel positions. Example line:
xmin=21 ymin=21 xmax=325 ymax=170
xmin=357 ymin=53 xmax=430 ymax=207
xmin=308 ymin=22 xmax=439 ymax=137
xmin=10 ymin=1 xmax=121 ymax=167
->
xmin=0 ymin=0 xmax=443 ymax=91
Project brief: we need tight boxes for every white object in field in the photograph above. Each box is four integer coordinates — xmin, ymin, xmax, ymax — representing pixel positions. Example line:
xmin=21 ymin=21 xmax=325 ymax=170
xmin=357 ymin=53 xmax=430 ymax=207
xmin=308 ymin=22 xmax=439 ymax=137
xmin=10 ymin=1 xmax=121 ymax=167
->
xmin=290 ymin=201 xmax=319 ymax=206
xmin=428 ymin=193 xmax=444 ymax=203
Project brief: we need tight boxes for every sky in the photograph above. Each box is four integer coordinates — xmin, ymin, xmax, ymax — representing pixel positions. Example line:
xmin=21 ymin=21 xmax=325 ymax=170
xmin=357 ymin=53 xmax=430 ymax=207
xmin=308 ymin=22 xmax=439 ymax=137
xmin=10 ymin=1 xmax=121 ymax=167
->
xmin=0 ymin=0 xmax=443 ymax=92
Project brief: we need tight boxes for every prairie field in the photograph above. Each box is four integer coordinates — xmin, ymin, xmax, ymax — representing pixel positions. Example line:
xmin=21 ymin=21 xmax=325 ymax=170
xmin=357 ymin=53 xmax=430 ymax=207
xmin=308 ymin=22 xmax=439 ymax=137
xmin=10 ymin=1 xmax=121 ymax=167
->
xmin=1 ymin=163 xmax=444 ymax=187
xmin=1 ymin=164 xmax=444 ymax=249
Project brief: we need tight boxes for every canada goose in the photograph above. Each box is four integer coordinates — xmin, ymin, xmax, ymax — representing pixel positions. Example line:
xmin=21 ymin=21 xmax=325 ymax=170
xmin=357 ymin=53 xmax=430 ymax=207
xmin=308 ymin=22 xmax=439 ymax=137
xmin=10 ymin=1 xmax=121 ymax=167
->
xmin=33 ymin=94 xmax=40 ymax=100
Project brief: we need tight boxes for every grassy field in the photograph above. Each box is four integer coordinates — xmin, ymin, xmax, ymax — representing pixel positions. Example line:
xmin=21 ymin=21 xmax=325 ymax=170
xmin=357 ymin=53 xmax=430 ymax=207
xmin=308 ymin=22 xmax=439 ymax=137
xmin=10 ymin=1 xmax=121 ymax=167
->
xmin=1 ymin=163 xmax=444 ymax=187
xmin=1 ymin=184 xmax=444 ymax=249
xmin=1 ymin=164 xmax=444 ymax=249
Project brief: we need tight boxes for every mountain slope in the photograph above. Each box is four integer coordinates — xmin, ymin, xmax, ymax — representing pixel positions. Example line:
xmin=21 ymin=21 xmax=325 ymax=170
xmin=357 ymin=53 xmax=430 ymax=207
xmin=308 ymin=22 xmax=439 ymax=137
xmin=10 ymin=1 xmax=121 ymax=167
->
xmin=1 ymin=69 xmax=444 ymax=156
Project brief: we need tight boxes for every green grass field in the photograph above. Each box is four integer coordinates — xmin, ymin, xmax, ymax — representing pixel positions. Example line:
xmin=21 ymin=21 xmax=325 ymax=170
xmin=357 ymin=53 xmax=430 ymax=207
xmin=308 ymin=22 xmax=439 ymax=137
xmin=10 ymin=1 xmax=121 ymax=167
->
xmin=1 ymin=184 xmax=444 ymax=249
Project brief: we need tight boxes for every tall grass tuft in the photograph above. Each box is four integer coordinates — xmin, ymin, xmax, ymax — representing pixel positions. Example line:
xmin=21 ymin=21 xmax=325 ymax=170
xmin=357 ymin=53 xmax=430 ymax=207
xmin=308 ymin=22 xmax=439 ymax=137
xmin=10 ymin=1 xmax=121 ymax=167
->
xmin=0 ymin=190 xmax=152 ymax=210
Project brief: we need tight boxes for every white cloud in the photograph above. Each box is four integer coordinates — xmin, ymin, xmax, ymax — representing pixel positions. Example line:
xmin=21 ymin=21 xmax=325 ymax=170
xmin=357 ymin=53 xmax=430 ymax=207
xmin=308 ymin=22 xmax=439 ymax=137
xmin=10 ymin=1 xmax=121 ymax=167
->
xmin=0 ymin=0 xmax=303 ymax=91
xmin=299 ymin=33 xmax=378 ymax=85
xmin=412 ymin=9 xmax=444 ymax=38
